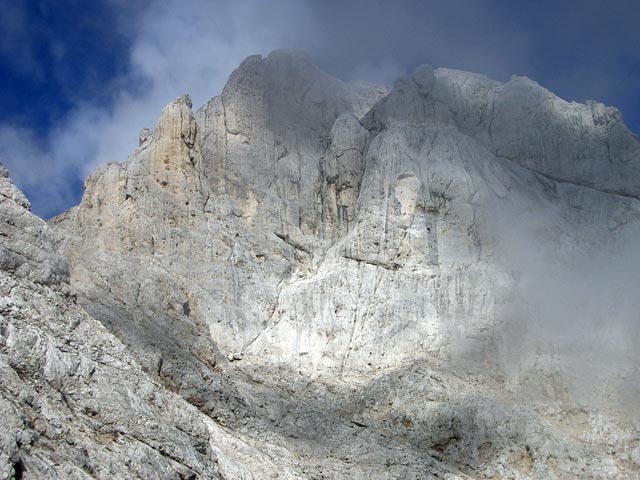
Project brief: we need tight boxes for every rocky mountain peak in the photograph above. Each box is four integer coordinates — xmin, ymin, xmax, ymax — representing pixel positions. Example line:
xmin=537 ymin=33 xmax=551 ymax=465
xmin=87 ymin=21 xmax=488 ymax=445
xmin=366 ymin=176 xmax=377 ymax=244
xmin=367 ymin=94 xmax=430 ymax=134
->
xmin=3 ymin=52 xmax=640 ymax=478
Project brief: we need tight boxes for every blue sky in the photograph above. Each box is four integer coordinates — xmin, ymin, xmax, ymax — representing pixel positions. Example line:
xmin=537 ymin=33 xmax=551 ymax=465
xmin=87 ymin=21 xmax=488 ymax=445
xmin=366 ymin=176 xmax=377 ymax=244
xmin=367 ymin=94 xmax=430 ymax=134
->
xmin=1 ymin=0 xmax=639 ymax=218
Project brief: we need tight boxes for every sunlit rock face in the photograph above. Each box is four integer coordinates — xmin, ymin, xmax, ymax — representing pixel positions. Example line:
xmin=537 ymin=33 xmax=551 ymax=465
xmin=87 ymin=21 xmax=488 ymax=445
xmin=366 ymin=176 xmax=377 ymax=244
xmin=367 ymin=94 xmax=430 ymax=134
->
xmin=2 ymin=50 xmax=634 ymax=477
xmin=0 ymin=161 xmax=311 ymax=480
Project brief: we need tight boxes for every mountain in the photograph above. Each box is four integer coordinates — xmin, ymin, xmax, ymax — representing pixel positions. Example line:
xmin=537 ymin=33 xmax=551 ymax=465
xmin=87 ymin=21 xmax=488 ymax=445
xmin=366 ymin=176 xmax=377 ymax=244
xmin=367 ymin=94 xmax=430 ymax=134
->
xmin=2 ymin=50 xmax=639 ymax=478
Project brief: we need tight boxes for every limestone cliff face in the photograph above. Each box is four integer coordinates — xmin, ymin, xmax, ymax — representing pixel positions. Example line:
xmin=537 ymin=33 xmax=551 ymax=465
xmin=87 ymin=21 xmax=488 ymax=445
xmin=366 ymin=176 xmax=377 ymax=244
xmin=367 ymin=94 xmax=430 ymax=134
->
xmin=4 ymin=51 xmax=638 ymax=478
xmin=54 ymin=52 xmax=389 ymax=372
xmin=0 ymin=162 xmax=313 ymax=479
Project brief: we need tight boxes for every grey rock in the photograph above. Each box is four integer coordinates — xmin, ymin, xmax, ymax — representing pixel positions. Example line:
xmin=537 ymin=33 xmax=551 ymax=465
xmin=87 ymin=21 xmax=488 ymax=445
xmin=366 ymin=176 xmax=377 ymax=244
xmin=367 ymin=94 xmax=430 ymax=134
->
xmin=2 ymin=51 xmax=639 ymax=478
xmin=0 ymin=163 xmax=308 ymax=479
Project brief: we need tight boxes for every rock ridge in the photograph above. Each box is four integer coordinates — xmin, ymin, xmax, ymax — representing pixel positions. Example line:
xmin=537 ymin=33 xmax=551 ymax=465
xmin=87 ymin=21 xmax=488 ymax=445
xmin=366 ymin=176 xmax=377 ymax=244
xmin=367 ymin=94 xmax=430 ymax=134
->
xmin=2 ymin=50 xmax=639 ymax=478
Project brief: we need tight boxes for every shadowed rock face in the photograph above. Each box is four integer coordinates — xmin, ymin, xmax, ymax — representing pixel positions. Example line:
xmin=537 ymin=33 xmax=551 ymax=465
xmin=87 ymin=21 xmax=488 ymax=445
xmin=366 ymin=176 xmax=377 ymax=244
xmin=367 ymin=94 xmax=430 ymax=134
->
xmin=2 ymin=50 xmax=639 ymax=478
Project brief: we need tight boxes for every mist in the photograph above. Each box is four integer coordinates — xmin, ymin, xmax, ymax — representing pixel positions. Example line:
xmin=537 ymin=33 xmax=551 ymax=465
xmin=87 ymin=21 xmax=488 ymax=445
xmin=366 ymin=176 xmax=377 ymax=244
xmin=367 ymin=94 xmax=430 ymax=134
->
xmin=488 ymin=188 xmax=640 ymax=412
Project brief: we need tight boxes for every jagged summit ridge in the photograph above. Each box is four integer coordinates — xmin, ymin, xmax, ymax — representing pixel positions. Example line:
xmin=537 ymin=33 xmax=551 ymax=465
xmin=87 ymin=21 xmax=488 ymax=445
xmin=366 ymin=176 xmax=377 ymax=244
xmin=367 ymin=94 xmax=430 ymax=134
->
xmin=366 ymin=64 xmax=640 ymax=198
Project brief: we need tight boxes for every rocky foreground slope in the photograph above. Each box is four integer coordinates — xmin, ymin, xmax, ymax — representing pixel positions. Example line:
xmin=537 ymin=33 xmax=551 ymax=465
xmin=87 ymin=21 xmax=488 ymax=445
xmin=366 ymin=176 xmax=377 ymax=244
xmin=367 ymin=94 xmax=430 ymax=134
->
xmin=2 ymin=50 xmax=640 ymax=478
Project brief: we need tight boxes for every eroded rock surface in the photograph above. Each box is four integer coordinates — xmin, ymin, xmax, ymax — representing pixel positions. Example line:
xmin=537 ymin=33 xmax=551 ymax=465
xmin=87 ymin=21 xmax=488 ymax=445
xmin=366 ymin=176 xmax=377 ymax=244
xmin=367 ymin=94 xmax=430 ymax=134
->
xmin=0 ymin=163 xmax=314 ymax=479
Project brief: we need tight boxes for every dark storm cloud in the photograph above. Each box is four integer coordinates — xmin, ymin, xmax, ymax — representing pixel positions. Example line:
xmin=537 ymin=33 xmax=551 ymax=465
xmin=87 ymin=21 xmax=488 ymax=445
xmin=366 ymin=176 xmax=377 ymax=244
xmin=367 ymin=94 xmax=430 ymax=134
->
xmin=1 ymin=0 xmax=639 ymax=217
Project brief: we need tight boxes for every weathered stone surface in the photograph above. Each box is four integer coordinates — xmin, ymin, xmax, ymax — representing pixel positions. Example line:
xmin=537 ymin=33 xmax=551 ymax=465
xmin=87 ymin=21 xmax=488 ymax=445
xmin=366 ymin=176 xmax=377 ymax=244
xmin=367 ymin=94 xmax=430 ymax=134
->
xmin=0 ymin=164 xmax=311 ymax=479
xmin=0 ymin=166 xmax=67 ymax=287
xmin=2 ymin=50 xmax=640 ymax=478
